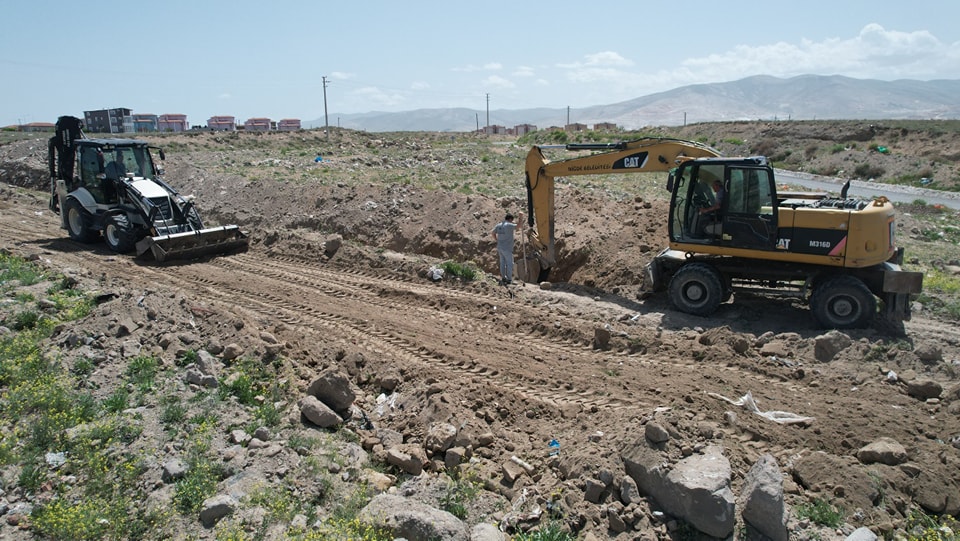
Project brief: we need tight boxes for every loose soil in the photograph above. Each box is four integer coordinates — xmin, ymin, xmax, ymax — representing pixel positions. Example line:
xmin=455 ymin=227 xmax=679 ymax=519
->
xmin=0 ymin=122 xmax=959 ymax=540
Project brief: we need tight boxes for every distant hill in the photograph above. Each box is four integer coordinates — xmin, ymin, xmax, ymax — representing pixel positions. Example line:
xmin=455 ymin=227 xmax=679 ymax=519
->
xmin=309 ymin=75 xmax=960 ymax=132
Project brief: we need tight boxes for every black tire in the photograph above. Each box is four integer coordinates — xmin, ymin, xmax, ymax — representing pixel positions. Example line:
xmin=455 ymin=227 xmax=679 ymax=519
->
xmin=64 ymin=198 xmax=98 ymax=243
xmin=668 ymin=262 xmax=724 ymax=316
xmin=809 ymin=275 xmax=877 ymax=329
xmin=104 ymin=214 xmax=136 ymax=253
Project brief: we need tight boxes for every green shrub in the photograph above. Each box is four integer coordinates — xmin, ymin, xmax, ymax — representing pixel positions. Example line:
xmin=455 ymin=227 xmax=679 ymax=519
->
xmin=513 ymin=520 xmax=574 ymax=541
xmin=126 ymin=355 xmax=159 ymax=392
xmin=796 ymin=498 xmax=844 ymax=527
xmin=439 ymin=260 xmax=479 ymax=281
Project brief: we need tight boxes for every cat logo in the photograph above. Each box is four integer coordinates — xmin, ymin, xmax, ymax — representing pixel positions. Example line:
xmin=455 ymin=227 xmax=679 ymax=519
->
xmin=776 ymin=238 xmax=791 ymax=250
xmin=623 ymin=156 xmax=642 ymax=168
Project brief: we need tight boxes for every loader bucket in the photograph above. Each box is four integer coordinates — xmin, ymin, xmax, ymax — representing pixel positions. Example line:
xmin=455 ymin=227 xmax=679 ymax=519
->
xmin=136 ymin=225 xmax=248 ymax=262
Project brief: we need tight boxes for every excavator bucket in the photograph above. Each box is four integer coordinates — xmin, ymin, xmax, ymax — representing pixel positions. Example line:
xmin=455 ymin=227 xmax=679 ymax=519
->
xmin=136 ymin=225 xmax=248 ymax=262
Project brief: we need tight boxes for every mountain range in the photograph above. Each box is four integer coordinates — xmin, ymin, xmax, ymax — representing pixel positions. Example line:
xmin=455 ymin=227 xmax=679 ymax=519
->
xmin=309 ymin=75 xmax=960 ymax=132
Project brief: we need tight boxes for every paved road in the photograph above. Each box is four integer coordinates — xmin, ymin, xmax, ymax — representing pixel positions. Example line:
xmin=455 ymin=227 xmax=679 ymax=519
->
xmin=776 ymin=170 xmax=960 ymax=209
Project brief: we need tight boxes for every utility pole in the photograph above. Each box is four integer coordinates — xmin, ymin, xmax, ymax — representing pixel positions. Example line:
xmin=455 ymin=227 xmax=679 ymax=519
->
xmin=322 ymin=76 xmax=330 ymax=138
xmin=485 ymin=93 xmax=490 ymax=133
xmin=566 ymin=106 xmax=570 ymax=126
xmin=476 ymin=113 xmax=479 ymax=132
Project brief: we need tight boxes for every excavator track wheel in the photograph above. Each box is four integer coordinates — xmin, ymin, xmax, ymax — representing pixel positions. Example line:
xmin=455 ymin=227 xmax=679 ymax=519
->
xmin=668 ymin=262 xmax=724 ymax=316
xmin=809 ymin=275 xmax=876 ymax=329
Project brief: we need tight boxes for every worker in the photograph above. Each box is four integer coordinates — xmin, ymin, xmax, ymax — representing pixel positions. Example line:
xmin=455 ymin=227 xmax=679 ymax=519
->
xmin=492 ymin=213 xmax=521 ymax=285
xmin=699 ymin=180 xmax=725 ymax=236
xmin=105 ymin=150 xmax=127 ymax=180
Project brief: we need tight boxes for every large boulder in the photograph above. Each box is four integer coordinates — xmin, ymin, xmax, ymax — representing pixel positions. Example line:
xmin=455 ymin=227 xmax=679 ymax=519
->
xmin=306 ymin=369 xmax=356 ymax=415
xmin=358 ymin=494 xmax=468 ymax=541
xmin=623 ymin=443 xmax=735 ymax=538
xmin=740 ymin=454 xmax=788 ymax=541
xmin=856 ymin=438 xmax=908 ymax=466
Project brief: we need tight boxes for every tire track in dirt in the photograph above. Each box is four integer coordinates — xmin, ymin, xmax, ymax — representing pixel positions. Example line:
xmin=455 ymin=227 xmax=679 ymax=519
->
xmin=209 ymin=253 xmax=807 ymax=408
xmin=2 ymin=211 xmax=811 ymax=417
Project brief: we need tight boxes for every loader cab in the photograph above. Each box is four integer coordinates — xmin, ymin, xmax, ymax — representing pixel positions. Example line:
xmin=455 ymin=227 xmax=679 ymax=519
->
xmin=73 ymin=140 xmax=159 ymax=204
xmin=668 ymin=158 xmax=778 ymax=250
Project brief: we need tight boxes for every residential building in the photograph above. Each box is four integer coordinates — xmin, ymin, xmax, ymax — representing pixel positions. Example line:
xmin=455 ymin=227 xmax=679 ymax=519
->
xmin=244 ymin=118 xmax=271 ymax=132
xmin=593 ymin=122 xmax=618 ymax=131
xmin=84 ymin=108 xmax=132 ymax=133
xmin=17 ymin=122 xmax=56 ymax=133
xmin=482 ymin=125 xmax=507 ymax=135
xmin=159 ymin=114 xmax=189 ymax=132
xmin=564 ymin=123 xmax=587 ymax=132
xmin=514 ymin=124 xmax=537 ymax=136
xmin=277 ymin=118 xmax=301 ymax=131
xmin=132 ymin=114 xmax=159 ymax=132
xmin=207 ymin=116 xmax=236 ymax=131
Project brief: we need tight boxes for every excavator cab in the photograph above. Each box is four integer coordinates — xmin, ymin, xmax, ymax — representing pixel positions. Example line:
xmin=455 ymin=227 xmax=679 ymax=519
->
xmin=669 ymin=158 xmax=778 ymax=250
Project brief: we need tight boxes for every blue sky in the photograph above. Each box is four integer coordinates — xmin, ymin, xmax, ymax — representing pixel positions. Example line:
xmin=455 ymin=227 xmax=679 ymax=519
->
xmin=2 ymin=0 xmax=959 ymax=127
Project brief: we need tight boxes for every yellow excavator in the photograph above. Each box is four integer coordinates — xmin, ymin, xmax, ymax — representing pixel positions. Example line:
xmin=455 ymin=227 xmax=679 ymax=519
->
xmin=523 ymin=137 xmax=923 ymax=329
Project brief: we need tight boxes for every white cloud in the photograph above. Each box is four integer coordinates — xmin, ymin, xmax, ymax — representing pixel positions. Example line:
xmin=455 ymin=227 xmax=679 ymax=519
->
xmin=330 ymin=71 xmax=354 ymax=80
xmin=410 ymin=81 xmax=430 ymax=90
xmin=217 ymin=93 xmax=232 ymax=100
xmin=513 ymin=66 xmax=535 ymax=77
xmin=552 ymin=24 xmax=960 ymax=104
xmin=482 ymin=75 xmax=515 ymax=89
xmin=558 ymin=51 xmax=633 ymax=69
xmin=353 ymin=86 xmax=406 ymax=107
xmin=454 ymin=62 xmax=504 ymax=72
xmin=679 ymin=24 xmax=956 ymax=82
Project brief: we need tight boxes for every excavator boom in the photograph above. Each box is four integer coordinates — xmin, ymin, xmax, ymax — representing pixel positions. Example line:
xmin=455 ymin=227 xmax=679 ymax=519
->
xmin=525 ymin=138 xmax=721 ymax=271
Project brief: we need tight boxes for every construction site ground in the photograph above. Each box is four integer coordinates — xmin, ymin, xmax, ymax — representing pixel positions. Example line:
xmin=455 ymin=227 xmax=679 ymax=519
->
xmin=0 ymin=122 xmax=959 ymax=539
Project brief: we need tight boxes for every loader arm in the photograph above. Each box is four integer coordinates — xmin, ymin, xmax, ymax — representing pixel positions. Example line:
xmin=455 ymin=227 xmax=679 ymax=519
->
xmin=524 ymin=137 xmax=721 ymax=270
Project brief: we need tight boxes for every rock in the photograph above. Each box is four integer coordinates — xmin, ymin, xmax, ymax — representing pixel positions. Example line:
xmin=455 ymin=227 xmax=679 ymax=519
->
xmin=470 ymin=522 xmax=506 ymax=541
xmin=230 ymin=429 xmax=251 ymax=445
xmin=905 ymin=379 xmax=942 ymax=400
xmin=740 ymin=454 xmax=788 ymax=541
xmin=759 ymin=340 xmax=790 ymax=358
xmin=222 ymin=343 xmax=243 ymax=361
xmin=259 ymin=331 xmax=278 ymax=344
xmin=856 ymin=438 xmax=908 ymax=466
xmin=913 ymin=342 xmax=943 ymax=364
xmin=386 ymin=445 xmax=427 ymax=475
xmin=608 ymin=508 xmax=627 ymax=533
xmin=792 ymin=452 xmax=879 ymax=512
xmin=593 ymin=326 xmax=611 ymax=350
xmin=253 ymin=427 xmax=271 ymax=441
xmin=620 ymin=474 xmax=641 ymax=505
xmin=306 ymin=370 xmax=356 ymax=414
xmin=583 ymin=477 xmax=606 ymax=503
xmin=425 ymin=422 xmax=458 ymax=454
xmin=162 ymin=458 xmax=188 ymax=483
xmin=445 ymin=447 xmax=467 ymax=470
xmin=502 ymin=460 xmax=526 ymax=484
xmin=363 ymin=470 xmax=395 ymax=493
xmin=623 ymin=444 xmax=734 ymax=538
xmin=814 ymin=330 xmax=852 ymax=362
xmin=199 ymin=494 xmax=236 ymax=528
xmin=644 ymin=422 xmax=670 ymax=444
xmin=359 ymin=494 xmax=468 ymax=541
xmin=324 ymin=235 xmax=342 ymax=256
xmin=196 ymin=350 xmax=222 ymax=376
xmin=846 ymin=527 xmax=878 ymax=541
xmin=300 ymin=395 xmax=343 ymax=428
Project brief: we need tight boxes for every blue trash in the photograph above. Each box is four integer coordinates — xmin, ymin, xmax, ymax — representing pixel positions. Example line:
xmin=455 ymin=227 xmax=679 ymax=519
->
xmin=548 ymin=438 xmax=560 ymax=456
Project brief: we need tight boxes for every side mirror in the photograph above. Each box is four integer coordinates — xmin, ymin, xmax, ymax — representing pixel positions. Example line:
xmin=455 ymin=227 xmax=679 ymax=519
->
xmin=158 ymin=149 xmax=166 ymax=161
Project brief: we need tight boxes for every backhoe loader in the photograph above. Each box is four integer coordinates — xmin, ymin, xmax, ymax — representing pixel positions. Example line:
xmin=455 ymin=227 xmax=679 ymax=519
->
xmin=523 ymin=137 xmax=923 ymax=329
xmin=48 ymin=116 xmax=248 ymax=262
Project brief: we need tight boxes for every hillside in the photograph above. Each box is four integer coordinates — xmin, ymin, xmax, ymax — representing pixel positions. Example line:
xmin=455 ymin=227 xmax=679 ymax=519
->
xmin=321 ymin=75 xmax=960 ymax=132
xmin=0 ymin=120 xmax=959 ymax=540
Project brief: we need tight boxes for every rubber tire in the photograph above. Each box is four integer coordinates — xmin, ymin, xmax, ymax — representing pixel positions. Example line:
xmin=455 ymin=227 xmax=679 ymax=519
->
xmin=65 ymin=198 xmax=98 ymax=243
xmin=104 ymin=214 xmax=136 ymax=253
xmin=668 ymin=262 xmax=724 ymax=316
xmin=809 ymin=275 xmax=877 ymax=329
